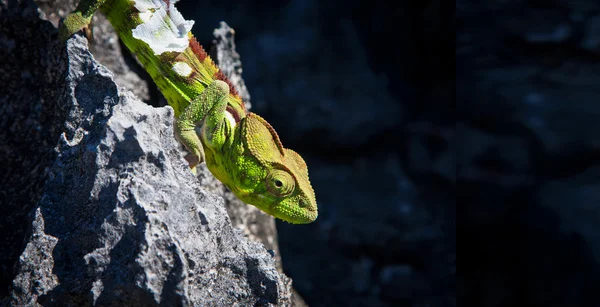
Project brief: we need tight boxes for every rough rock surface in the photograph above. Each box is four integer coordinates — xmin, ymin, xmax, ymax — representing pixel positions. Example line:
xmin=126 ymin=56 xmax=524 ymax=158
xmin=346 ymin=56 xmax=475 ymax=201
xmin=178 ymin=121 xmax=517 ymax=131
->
xmin=8 ymin=34 xmax=292 ymax=306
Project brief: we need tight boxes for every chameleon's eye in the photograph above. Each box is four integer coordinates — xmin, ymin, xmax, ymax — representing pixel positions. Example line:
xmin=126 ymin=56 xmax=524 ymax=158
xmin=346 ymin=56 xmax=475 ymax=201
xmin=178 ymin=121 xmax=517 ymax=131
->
xmin=266 ymin=170 xmax=295 ymax=197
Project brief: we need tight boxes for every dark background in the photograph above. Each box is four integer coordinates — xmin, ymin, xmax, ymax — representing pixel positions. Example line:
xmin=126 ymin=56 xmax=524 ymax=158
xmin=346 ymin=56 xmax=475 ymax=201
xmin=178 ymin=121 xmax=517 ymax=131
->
xmin=457 ymin=0 xmax=600 ymax=306
xmin=178 ymin=0 xmax=455 ymax=306
xmin=179 ymin=0 xmax=599 ymax=306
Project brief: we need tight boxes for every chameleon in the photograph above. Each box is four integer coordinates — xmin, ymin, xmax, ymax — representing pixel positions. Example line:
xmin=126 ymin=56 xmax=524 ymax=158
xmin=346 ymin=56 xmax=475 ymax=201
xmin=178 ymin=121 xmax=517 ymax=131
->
xmin=58 ymin=0 xmax=317 ymax=224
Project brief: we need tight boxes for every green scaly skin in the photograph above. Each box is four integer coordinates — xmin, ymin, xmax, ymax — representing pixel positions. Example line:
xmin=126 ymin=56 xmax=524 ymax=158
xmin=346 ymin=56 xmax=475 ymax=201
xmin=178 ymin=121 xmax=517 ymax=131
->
xmin=59 ymin=0 xmax=317 ymax=224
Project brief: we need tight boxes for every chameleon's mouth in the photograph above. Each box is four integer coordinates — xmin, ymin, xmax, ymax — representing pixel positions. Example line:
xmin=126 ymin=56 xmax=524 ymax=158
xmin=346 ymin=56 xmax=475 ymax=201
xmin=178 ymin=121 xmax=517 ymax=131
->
xmin=283 ymin=210 xmax=318 ymax=224
xmin=270 ymin=201 xmax=318 ymax=224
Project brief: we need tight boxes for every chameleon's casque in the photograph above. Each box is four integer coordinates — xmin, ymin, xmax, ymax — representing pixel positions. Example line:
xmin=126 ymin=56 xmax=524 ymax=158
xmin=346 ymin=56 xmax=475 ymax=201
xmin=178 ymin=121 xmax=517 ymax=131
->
xmin=60 ymin=0 xmax=317 ymax=224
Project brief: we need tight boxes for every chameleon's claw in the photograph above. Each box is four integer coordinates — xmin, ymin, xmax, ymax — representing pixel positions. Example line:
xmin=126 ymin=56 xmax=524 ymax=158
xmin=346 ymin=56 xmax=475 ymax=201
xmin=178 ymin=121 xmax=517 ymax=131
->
xmin=83 ymin=24 xmax=94 ymax=41
xmin=59 ymin=12 xmax=93 ymax=41
xmin=184 ymin=152 xmax=203 ymax=176
xmin=183 ymin=152 xmax=203 ymax=169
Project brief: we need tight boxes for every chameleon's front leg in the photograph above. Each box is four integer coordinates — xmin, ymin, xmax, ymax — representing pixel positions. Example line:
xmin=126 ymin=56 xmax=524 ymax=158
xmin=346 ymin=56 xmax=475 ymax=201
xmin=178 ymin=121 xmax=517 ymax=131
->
xmin=59 ymin=0 xmax=107 ymax=41
xmin=176 ymin=80 xmax=230 ymax=169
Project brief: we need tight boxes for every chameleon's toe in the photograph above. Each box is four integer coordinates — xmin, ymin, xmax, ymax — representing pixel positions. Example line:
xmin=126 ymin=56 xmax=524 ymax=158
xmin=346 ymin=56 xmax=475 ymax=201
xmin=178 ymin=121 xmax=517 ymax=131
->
xmin=59 ymin=12 xmax=93 ymax=41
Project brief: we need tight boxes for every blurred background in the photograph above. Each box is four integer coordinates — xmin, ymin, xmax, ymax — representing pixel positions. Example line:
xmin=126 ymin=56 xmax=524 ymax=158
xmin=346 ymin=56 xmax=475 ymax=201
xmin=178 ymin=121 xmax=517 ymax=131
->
xmin=177 ymin=0 xmax=454 ymax=306
xmin=457 ymin=0 xmax=600 ymax=306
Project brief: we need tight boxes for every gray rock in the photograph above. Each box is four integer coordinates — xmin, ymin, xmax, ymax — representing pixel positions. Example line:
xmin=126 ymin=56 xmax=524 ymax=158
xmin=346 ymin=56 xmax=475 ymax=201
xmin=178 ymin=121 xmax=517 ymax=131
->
xmin=9 ymin=34 xmax=292 ymax=306
xmin=9 ymin=208 xmax=59 ymax=307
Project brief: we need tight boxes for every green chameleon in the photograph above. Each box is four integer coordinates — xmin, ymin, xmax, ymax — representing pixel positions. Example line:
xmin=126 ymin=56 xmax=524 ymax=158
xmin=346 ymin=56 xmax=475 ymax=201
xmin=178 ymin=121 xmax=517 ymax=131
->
xmin=59 ymin=0 xmax=317 ymax=224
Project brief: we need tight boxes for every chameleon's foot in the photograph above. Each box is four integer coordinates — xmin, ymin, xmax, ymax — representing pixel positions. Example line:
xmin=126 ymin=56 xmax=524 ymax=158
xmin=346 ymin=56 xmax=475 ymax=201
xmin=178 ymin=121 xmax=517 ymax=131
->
xmin=59 ymin=12 xmax=93 ymax=41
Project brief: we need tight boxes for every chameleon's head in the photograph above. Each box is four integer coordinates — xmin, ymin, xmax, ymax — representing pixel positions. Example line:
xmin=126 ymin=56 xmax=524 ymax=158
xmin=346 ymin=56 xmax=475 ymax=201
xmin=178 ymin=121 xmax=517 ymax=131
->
xmin=232 ymin=113 xmax=317 ymax=224
xmin=260 ymin=149 xmax=318 ymax=224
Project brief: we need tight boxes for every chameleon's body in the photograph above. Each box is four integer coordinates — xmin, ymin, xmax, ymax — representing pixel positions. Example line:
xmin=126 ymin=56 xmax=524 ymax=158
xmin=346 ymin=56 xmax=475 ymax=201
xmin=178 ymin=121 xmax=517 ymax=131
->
xmin=60 ymin=0 xmax=317 ymax=224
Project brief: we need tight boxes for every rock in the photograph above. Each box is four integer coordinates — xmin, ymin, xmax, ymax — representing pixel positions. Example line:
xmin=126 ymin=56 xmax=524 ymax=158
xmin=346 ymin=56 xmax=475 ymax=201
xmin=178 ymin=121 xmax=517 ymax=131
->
xmin=9 ymin=208 xmax=59 ymax=307
xmin=9 ymin=34 xmax=292 ymax=306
